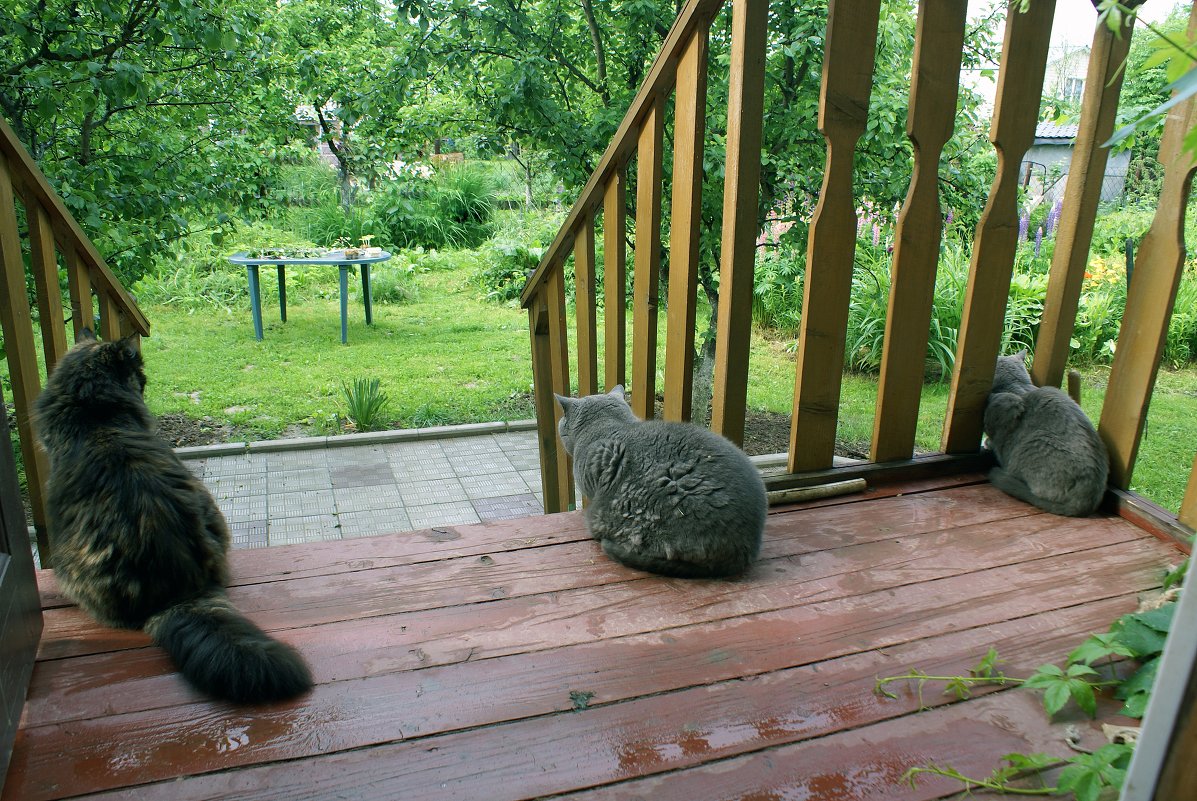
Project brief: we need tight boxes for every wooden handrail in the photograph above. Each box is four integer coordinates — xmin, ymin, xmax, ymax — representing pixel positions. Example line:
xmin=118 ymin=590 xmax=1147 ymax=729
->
xmin=0 ymin=115 xmax=152 ymax=565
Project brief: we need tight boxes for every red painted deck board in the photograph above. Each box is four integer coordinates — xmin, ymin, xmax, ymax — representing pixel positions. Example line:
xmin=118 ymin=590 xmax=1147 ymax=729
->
xmin=3 ymin=478 xmax=1183 ymax=801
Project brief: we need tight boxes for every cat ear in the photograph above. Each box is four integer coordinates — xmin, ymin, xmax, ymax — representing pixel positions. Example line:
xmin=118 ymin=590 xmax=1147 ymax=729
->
xmin=117 ymin=335 xmax=141 ymax=362
xmin=554 ymin=393 xmax=573 ymax=412
xmin=609 ymin=384 xmax=625 ymax=398
xmin=1017 ymin=349 xmax=1029 ymax=361
xmin=78 ymin=328 xmax=96 ymax=342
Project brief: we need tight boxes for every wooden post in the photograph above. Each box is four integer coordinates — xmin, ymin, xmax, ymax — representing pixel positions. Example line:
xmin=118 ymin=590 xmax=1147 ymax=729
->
xmin=1180 ymin=454 xmax=1197 ymax=530
xmin=98 ymin=291 xmax=122 ymax=341
xmin=64 ymin=246 xmax=93 ymax=340
xmin=941 ymin=0 xmax=1056 ymax=453
xmin=528 ymin=274 xmax=574 ymax=514
xmin=871 ymin=0 xmax=967 ymax=463
xmin=574 ymin=215 xmax=599 ymax=398
xmin=788 ymin=0 xmax=882 ymax=472
xmin=711 ymin=0 xmax=768 ymax=445
xmin=603 ymin=169 xmax=628 ymax=392
xmin=630 ymin=95 xmax=665 ymax=420
xmin=1032 ymin=12 xmax=1136 ymax=389
xmin=662 ymin=26 xmax=709 ymax=423
xmin=0 ymin=152 xmax=52 ymax=564
xmin=27 ymin=203 xmax=69 ymax=373
xmin=546 ymin=268 xmax=574 ymax=509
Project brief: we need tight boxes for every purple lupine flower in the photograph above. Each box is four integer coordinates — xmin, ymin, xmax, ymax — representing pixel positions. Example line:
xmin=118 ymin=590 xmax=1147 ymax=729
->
xmin=1018 ymin=211 xmax=1030 ymax=242
xmin=872 ymin=224 xmax=881 ymax=248
xmin=857 ymin=213 xmax=866 ymax=238
xmin=1046 ymin=200 xmax=1062 ymax=236
xmin=945 ymin=208 xmax=955 ymax=226
xmin=1034 ymin=227 xmax=1043 ymax=257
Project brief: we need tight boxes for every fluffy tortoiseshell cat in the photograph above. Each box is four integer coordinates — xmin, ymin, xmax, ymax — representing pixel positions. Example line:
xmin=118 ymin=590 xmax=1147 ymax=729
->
xmin=555 ymin=386 xmax=766 ymax=578
xmin=984 ymin=351 xmax=1109 ymax=517
xmin=34 ymin=331 xmax=312 ymax=703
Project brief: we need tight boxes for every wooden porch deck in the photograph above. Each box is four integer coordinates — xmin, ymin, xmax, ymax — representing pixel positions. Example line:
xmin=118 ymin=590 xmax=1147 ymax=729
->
xmin=4 ymin=473 xmax=1185 ymax=801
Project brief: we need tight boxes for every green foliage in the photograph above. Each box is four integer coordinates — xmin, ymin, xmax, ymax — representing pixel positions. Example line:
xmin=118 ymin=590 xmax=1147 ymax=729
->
xmin=475 ymin=242 xmax=543 ymax=304
xmin=340 ymin=377 xmax=391 ymax=432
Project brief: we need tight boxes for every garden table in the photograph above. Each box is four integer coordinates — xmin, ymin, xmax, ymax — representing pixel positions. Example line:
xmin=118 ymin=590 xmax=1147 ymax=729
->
xmin=228 ymin=250 xmax=393 ymax=344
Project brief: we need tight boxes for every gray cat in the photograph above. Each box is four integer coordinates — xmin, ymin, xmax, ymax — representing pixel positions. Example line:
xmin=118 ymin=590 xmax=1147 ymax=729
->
xmin=983 ymin=351 xmax=1109 ymax=516
xmin=554 ymin=385 xmax=767 ymax=577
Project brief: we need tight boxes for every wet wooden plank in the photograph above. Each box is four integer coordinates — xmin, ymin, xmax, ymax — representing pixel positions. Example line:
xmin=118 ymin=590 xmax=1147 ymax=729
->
xmin=788 ymin=0 xmax=881 ymax=471
xmin=630 ymin=95 xmax=664 ymax=420
xmin=662 ymin=26 xmax=709 ymax=423
xmin=871 ymin=0 xmax=966 ymax=462
xmin=941 ymin=0 xmax=1056 ymax=453
xmin=27 ymin=515 xmax=1161 ymax=731
xmin=8 ymin=595 xmax=1143 ymax=800
xmin=710 ymin=0 xmax=768 ymax=445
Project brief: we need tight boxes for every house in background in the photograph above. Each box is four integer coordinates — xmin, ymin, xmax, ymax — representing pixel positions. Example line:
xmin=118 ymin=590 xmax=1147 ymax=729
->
xmin=1022 ymin=121 xmax=1132 ymax=208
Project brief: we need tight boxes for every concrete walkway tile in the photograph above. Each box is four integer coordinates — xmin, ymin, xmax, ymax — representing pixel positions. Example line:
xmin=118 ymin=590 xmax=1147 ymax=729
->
xmin=397 ymin=478 xmax=469 ymax=506
xmin=451 ymin=452 xmax=517 ymax=477
xmin=206 ymin=474 xmax=268 ymax=500
xmin=269 ymin=468 xmax=333 ymax=494
xmin=439 ymin=436 xmax=504 ymax=457
xmin=459 ymin=472 xmax=531 ymax=500
xmin=265 ymin=450 xmax=328 ymax=472
xmin=268 ymin=489 xmax=337 ymax=518
xmin=203 ymin=454 xmax=266 ymax=477
xmin=330 ymin=463 xmax=396 ymax=489
xmin=229 ymin=520 xmax=268 ymax=549
xmin=334 ymin=485 xmax=406 ymax=513
xmin=338 ymin=509 xmax=413 ymax=538
xmin=268 ymin=514 xmax=342 ymax=545
xmin=473 ymin=494 xmax=543 ymax=522
xmin=218 ymin=495 xmax=267 ymax=524
xmin=405 ymin=501 xmax=481 ymax=529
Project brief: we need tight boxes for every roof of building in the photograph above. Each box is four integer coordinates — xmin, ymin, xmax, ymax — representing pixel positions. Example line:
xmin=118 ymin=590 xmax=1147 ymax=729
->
xmin=1035 ymin=122 xmax=1079 ymax=141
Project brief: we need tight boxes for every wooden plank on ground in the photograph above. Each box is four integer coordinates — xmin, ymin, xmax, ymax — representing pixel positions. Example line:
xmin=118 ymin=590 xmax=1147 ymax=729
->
xmin=710 ymin=0 xmax=767 ymax=445
xmin=603 ymin=169 xmax=627 ymax=391
xmin=871 ymin=0 xmax=967 ymax=462
xmin=662 ymin=26 xmax=709 ymax=422
xmin=941 ymin=0 xmax=1056 ymax=453
xmin=1031 ymin=13 xmax=1136 ymax=389
xmin=27 ymin=202 xmax=69 ymax=372
xmin=789 ymin=0 xmax=881 ymax=471
xmin=0 ymin=151 xmax=51 ymax=563
xmin=630 ymin=95 xmax=665 ymax=420
xmin=574 ymin=215 xmax=598 ymax=397
xmin=1098 ymin=2 xmax=1197 ymax=488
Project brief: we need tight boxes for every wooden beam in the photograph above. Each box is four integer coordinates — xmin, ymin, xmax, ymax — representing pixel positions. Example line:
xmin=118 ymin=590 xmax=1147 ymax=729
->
xmin=520 ymin=0 xmax=724 ymax=307
xmin=97 ymin=291 xmax=122 ymax=341
xmin=26 ymin=201 xmax=69 ymax=373
xmin=0 ymin=152 xmax=51 ymax=564
xmin=663 ymin=26 xmax=710 ymax=423
xmin=711 ymin=0 xmax=768 ymax=445
xmin=630 ymin=95 xmax=665 ymax=420
xmin=603 ymin=169 xmax=628 ymax=392
xmin=788 ymin=0 xmax=882 ymax=471
xmin=871 ymin=0 xmax=968 ymax=463
xmin=574 ymin=215 xmax=599 ymax=398
xmin=1032 ymin=13 xmax=1136 ymax=389
xmin=1098 ymin=2 xmax=1197 ymax=488
xmin=545 ymin=268 xmax=574 ymax=510
xmin=64 ymin=246 xmax=93 ymax=341
xmin=1181 ymin=454 xmax=1197 ymax=531
xmin=0 ymin=115 xmax=149 ymax=335
xmin=941 ymin=0 xmax=1057 ymax=453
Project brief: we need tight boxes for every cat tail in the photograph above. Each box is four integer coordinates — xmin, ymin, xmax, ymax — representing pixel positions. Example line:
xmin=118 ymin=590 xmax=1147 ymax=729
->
xmin=988 ymin=467 xmax=1099 ymax=517
xmin=145 ymin=592 xmax=313 ymax=704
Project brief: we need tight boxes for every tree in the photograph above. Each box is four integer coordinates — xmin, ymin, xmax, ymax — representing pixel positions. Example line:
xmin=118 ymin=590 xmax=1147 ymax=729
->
xmin=0 ymin=0 xmax=285 ymax=280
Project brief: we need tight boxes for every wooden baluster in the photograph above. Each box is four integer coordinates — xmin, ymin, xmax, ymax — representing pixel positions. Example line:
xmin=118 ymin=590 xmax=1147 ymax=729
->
xmin=630 ymin=95 xmax=665 ymax=420
xmin=575 ymin=216 xmax=599 ymax=398
xmin=788 ymin=0 xmax=882 ymax=472
xmin=0 ymin=152 xmax=52 ymax=564
xmin=1180 ymin=454 xmax=1197 ymax=530
xmin=64 ymin=246 xmax=93 ymax=340
xmin=711 ymin=0 xmax=768 ymax=445
xmin=663 ymin=25 xmax=709 ymax=423
xmin=27 ymin=203 xmax=69 ymax=372
xmin=1032 ymin=12 xmax=1136 ymax=389
xmin=603 ymin=168 xmax=628 ymax=392
xmin=941 ymin=0 xmax=1056 ymax=453
xmin=98 ymin=291 xmax=122 ymax=341
xmin=545 ymin=268 xmax=574 ymax=509
xmin=871 ymin=0 xmax=967 ymax=463
xmin=1099 ymin=3 xmax=1197 ymax=489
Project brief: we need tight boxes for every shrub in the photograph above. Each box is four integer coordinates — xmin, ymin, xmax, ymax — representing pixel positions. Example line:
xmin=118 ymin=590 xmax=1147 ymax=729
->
xmin=751 ymin=247 xmax=805 ymax=334
xmin=475 ymin=242 xmax=542 ymax=303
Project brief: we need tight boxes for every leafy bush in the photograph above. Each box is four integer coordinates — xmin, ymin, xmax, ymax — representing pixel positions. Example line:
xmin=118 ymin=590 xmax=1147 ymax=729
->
xmin=475 ymin=242 xmax=543 ymax=303
xmin=367 ymin=265 xmax=419 ymax=305
xmin=340 ymin=377 xmax=391 ymax=432
xmin=751 ymin=247 xmax=805 ymax=333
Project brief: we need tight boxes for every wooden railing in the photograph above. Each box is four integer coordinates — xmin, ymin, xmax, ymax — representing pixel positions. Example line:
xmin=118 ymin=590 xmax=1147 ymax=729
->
xmin=0 ymin=115 xmax=150 ymax=564
xmin=520 ymin=0 xmax=1197 ymax=535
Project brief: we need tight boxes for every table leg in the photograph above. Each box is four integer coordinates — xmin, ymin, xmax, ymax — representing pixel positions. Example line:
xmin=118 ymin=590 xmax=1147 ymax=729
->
xmin=362 ymin=265 xmax=373 ymax=325
xmin=339 ymin=264 xmax=349 ymax=344
xmin=247 ymin=265 xmax=263 ymax=341
xmin=277 ymin=266 xmax=287 ymax=323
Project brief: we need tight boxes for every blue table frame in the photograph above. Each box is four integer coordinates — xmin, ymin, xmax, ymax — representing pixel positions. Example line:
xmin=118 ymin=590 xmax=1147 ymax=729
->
xmin=228 ymin=251 xmax=392 ymax=344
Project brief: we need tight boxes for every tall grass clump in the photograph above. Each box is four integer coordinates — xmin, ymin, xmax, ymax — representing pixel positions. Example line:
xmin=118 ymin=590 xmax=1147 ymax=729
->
xmin=341 ymin=377 xmax=391 ymax=432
